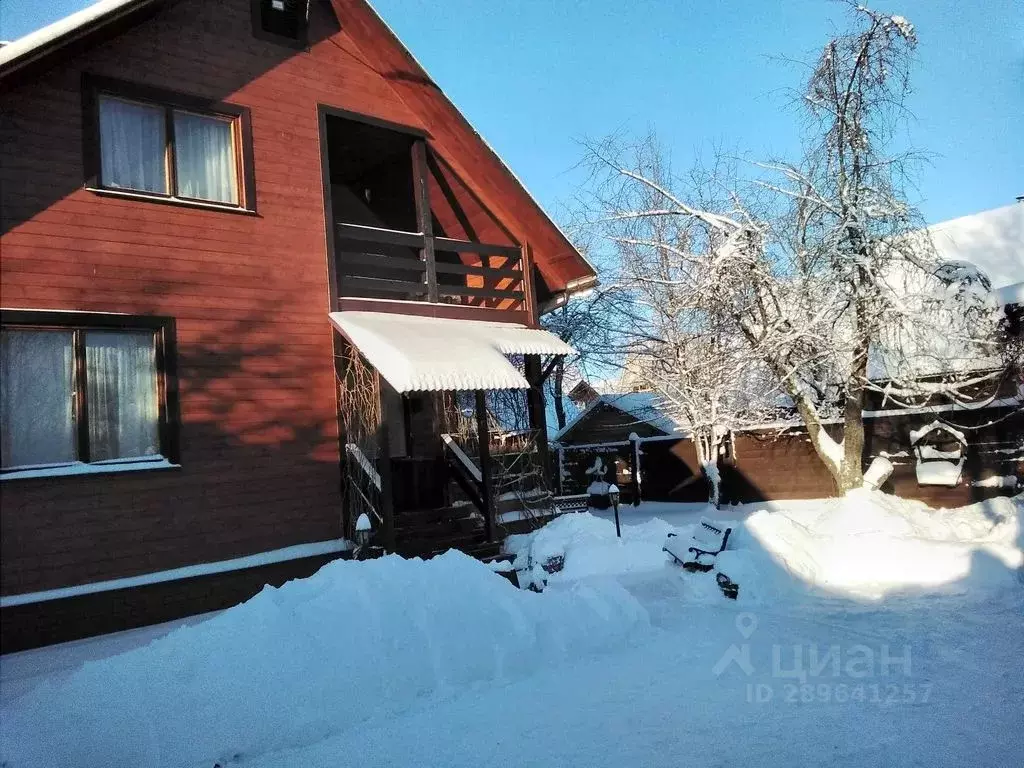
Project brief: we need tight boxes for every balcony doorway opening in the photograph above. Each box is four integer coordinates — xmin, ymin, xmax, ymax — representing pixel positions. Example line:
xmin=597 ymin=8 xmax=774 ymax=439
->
xmin=320 ymin=107 xmax=527 ymax=312
xmin=325 ymin=114 xmax=417 ymax=232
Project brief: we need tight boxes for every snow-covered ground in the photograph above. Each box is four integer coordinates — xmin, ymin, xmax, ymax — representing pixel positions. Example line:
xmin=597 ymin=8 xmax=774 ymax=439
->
xmin=1 ymin=492 xmax=1022 ymax=768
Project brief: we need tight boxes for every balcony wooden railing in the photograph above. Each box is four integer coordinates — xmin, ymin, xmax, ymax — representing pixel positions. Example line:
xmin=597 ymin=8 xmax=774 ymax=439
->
xmin=335 ymin=222 xmax=526 ymax=313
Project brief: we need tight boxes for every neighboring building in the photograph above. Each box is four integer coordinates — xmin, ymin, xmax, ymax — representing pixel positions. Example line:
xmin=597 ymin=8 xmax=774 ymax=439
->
xmin=0 ymin=0 xmax=595 ymax=650
xmin=554 ymin=392 xmax=684 ymax=446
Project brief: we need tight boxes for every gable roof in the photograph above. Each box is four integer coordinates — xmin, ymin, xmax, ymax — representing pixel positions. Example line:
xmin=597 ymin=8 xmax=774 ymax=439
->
xmin=553 ymin=392 xmax=688 ymax=443
xmin=0 ymin=0 xmax=597 ymax=300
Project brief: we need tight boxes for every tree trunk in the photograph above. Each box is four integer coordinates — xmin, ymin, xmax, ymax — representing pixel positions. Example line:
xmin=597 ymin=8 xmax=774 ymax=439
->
xmin=837 ymin=323 xmax=871 ymax=493
xmin=695 ymin=431 xmax=721 ymax=508
xmin=553 ymin=359 xmax=567 ymax=431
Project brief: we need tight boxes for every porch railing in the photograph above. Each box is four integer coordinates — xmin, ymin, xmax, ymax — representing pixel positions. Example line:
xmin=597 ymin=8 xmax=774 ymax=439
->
xmin=335 ymin=223 xmax=526 ymax=311
xmin=344 ymin=442 xmax=384 ymax=544
xmin=442 ymin=431 xmax=494 ymax=540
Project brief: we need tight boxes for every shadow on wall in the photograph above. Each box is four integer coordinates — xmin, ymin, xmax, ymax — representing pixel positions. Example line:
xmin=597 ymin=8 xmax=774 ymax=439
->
xmin=0 ymin=276 xmax=347 ymax=599
xmin=0 ymin=0 xmax=341 ymax=236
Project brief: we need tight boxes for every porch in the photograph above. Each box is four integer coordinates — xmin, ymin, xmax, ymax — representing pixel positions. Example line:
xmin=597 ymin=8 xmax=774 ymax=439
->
xmin=331 ymin=311 xmax=570 ymax=560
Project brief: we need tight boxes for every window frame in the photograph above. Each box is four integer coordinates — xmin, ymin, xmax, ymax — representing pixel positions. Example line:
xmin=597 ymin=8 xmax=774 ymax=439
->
xmin=82 ymin=74 xmax=257 ymax=213
xmin=0 ymin=310 xmax=181 ymax=475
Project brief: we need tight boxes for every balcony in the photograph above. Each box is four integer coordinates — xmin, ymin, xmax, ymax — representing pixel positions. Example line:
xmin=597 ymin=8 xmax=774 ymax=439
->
xmin=334 ymin=222 xmax=529 ymax=319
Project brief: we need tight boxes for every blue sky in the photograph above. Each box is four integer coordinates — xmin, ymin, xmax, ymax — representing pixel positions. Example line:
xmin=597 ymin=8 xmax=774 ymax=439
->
xmin=2 ymin=0 xmax=1021 ymax=225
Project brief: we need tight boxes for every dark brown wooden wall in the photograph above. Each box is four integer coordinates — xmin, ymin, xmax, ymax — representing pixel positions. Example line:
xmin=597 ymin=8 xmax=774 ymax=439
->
xmin=561 ymin=407 xmax=1022 ymax=507
xmin=0 ymin=0 xmax=452 ymax=597
xmin=1 ymin=552 xmax=344 ymax=653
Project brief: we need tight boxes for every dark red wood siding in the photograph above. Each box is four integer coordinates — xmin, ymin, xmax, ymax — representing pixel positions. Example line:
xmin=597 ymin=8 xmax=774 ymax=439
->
xmin=0 ymin=0 xmax=451 ymax=597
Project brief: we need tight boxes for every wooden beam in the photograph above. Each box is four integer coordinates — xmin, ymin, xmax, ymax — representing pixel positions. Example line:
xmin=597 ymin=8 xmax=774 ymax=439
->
xmin=336 ymin=222 xmax=424 ymax=248
xmin=433 ymin=237 xmax=521 ymax=259
xmin=433 ymin=260 xmax=521 ymax=279
xmin=435 ymin=283 xmax=523 ymax=301
xmin=524 ymin=354 xmax=550 ymax=477
xmin=475 ymin=390 xmax=495 ymax=542
xmin=412 ymin=139 xmax=438 ymax=302
xmin=336 ymin=297 xmax=531 ymax=325
xmin=540 ymin=355 xmax=560 ymax=383
xmin=378 ymin=374 xmax=395 ymax=551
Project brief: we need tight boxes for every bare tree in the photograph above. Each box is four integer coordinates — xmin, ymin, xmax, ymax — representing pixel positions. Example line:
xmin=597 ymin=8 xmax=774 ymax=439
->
xmin=582 ymin=5 xmax=1006 ymax=494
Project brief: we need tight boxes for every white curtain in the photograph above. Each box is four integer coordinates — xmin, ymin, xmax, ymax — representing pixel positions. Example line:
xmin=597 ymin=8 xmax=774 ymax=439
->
xmin=99 ymin=96 xmax=167 ymax=194
xmin=85 ymin=331 xmax=160 ymax=461
xmin=0 ymin=330 xmax=76 ymax=468
xmin=173 ymin=111 xmax=238 ymax=204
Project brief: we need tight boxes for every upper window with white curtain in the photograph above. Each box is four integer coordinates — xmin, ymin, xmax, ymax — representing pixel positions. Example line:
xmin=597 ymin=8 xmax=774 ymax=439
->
xmin=87 ymin=77 xmax=254 ymax=210
xmin=0 ymin=313 xmax=179 ymax=474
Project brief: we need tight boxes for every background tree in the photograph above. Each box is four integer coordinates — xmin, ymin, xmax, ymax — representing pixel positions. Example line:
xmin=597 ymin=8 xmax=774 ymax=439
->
xmin=581 ymin=4 xmax=1005 ymax=494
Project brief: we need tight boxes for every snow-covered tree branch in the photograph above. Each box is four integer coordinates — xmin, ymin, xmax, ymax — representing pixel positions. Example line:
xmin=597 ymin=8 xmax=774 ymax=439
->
xmin=578 ymin=4 xmax=1007 ymax=494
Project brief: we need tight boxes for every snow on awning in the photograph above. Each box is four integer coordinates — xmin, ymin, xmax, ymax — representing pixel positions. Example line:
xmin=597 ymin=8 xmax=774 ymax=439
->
xmin=328 ymin=311 xmax=573 ymax=393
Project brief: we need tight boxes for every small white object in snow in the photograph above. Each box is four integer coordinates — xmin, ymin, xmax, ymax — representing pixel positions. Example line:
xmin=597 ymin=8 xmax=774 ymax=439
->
xmin=484 ymin=559 xmax=515 ymax=572
xmin=355 ymin=513 xmax=372 ymax=532
xmin=915 ymin=459 xmax=965 ymax=487
xmin=862 ymin=456 xmax=894 ymax=489
xmin=971 ymin=475 xmax=1019 ymax=489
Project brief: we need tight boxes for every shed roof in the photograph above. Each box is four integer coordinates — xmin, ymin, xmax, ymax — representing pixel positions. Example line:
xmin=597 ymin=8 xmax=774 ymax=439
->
xmin=329 ymin=311 xmax=572 ymax=393
xmin=553 ymin=392 xmax=687 ymax=443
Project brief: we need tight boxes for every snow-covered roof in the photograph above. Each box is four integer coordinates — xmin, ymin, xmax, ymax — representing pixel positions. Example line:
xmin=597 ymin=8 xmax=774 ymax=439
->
xmin=925 ymin=202 xmax=1024 ymax=306
xmin=328 ymin=311 xmax=573 ymax=393
xmin=0 ymin=0 xmax=159 ymax=74
xmin=909 ymin=419 xmax=967 ymax=446
xmin=553 ymin=391 xmax=686 ymax=442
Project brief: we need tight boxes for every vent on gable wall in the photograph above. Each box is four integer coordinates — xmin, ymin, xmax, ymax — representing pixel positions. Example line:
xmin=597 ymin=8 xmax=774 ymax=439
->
xmin=252 ymin=0 xmax=309 ymax=46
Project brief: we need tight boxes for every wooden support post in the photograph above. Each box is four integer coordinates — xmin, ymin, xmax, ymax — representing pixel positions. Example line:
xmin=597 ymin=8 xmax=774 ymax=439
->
xmin=475 ymin=390 xmax=495 ymax=542
xmin=556 ymin=444 xmax=564 ymax=496
xmin=377 ymin=375 xmax=395 ymax=551
xmin=524 ymin=354 xmax=550 ymax=478
xmin=411 ymin=139 xmax=438 ymax=303
xmin=630 ymin=433 xmax=642 ymax=506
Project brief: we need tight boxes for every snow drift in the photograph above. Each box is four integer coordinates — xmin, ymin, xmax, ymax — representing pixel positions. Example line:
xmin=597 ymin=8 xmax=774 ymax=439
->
xmin=741 ymin=490 xmax=1023 ymax=598
xmin=0 ymin=552 xmax=648 ymax=768
xmin=514 ymin=492 xmax=1022 ymax=601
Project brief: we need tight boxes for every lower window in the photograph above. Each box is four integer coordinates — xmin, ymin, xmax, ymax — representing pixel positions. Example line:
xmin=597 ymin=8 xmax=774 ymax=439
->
xmin=0 ymin=312 xmax=178 ymax=472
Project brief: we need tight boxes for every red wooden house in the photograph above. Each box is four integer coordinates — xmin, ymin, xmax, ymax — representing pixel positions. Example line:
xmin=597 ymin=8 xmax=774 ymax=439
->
xmin=0 ymin=0 xmax=596 ymax=651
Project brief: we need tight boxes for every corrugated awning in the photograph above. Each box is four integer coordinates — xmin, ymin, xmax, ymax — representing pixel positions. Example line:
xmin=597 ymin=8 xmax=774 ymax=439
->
xmin=329 ymin=311 xmax=573 ymax=393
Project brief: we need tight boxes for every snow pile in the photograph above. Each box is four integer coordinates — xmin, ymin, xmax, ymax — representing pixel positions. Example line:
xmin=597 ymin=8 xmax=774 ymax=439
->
xmin=513 ymin=512 xmax=677 ymax=587
xmin=741 ymin=490 xmax=1023 ymax=598
xmin=0 ymin=552 xmax=649 ymax=768
xmin=518 ymin=493 xmax=1022 ymax=603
